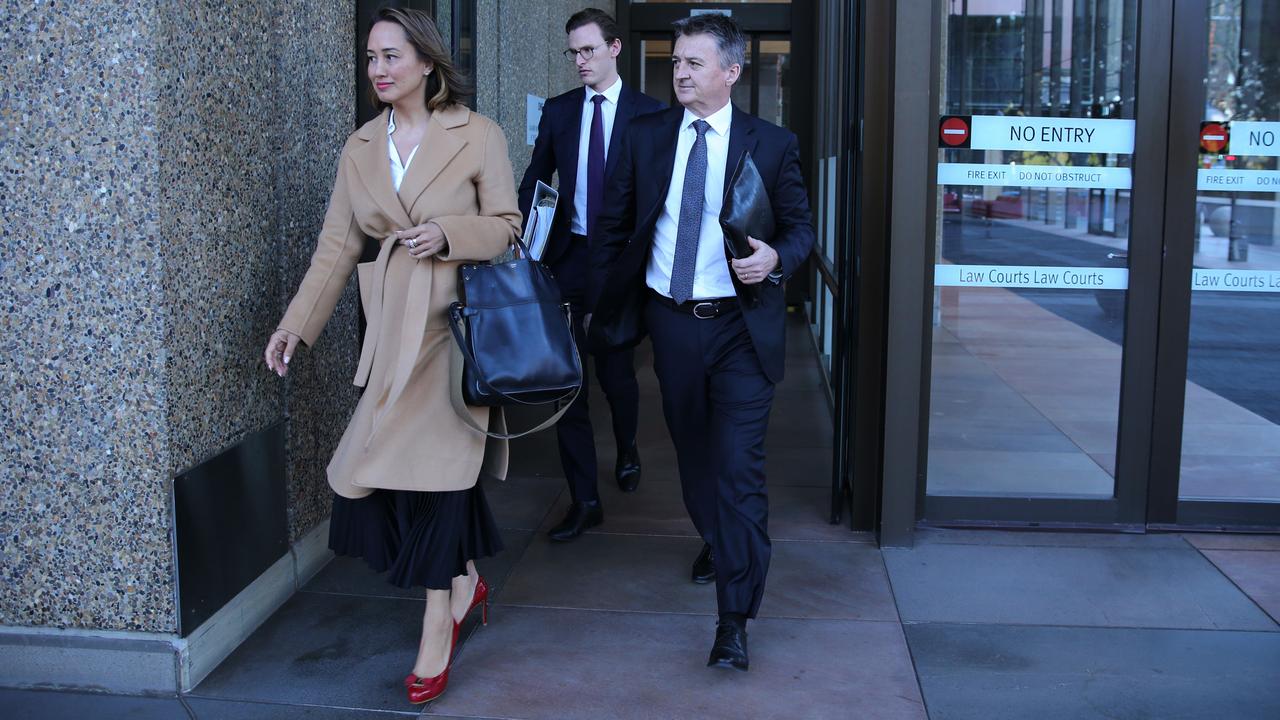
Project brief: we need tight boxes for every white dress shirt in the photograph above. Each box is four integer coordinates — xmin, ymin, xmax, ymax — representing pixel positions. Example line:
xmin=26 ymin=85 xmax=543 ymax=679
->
xmin=387 ymin=110 xmax=419 ymax=192
xmin=646 ymin=101 xmax=735 ymax=300
xmin=571 ymin=76 xmax=623 ymax=235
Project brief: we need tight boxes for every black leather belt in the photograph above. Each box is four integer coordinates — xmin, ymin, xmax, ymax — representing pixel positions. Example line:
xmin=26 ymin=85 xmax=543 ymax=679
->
xmin=649 ymin=291 xmax=738 ymax=320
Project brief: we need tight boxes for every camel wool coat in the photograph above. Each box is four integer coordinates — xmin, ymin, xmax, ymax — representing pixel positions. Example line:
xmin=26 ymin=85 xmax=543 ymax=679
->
xmin=279 ymin=104 xmax=522 ymax=498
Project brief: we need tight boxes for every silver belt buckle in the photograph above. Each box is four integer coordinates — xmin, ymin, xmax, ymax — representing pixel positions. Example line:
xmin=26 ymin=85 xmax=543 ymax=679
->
xmin=692 ymin=301 xmax=718 ymax=320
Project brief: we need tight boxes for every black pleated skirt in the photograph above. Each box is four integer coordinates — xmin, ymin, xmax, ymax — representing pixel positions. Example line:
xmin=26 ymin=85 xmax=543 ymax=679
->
xmin=328 ymin=483 xmax=503 ymax=590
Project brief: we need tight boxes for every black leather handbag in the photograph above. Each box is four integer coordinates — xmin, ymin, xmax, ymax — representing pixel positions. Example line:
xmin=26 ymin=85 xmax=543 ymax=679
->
xmin=447 ymin=239 xmax=582 ymax=437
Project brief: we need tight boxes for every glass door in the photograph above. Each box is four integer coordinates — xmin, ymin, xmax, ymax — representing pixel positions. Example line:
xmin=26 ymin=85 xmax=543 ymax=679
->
xmin=923 ymin=0 xmax=1152 ymax=525
xmin=1159 ymin=0 xmax=1280 ymax=528
xmin=879 ymin=0 xmax=1278 ymax=535
xmin=621 ymin=1 xmax=852 ymax=520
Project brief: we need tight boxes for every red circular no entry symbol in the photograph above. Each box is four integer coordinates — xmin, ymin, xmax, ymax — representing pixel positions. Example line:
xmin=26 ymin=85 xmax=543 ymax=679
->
xmin=1200 ymin=122 xmax=1229 ymax=154
xmin=940 ymin=116 xmax=971 ymax=147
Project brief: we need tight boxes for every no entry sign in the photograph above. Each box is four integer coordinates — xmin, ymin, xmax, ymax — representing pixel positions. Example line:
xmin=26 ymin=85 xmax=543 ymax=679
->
xmin=1200 ymin=122 xmax=1229 ymax=154
xmin=939 ymin=115 xmax=1134 ymax=153
xmin=939 ymin=116 xmax=971 ymax=148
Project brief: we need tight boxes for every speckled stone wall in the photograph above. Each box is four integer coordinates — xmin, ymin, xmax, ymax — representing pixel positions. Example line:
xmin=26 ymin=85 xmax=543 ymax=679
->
xmin=474 ymin=0 xmax=500 ymax=127
xmin=157 ymin=0 xmax=358 ymax=543
xmin=1 ymin=0 xmax=176 ymax=633
xmin=156 ymin=0 xmax=358 ymax=616
xmin=435 ymin=2 xmax=452 ymax=47
xmin=474 ymin=1 xmax=616 ymax=179
xmin=1 ymin=0 xmax=356 ymax=633
xmin=270 ymin=2 xmax=359 ymax=542
xmin=156 ymin=3 xmax=285 ymax=482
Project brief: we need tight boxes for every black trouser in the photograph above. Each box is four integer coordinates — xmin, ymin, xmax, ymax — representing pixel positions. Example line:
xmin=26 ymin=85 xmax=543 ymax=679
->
xmin=644 ymin=294 xmax=774 ymax=618
xmin=554 ymin=235 xmax=640 ymax=503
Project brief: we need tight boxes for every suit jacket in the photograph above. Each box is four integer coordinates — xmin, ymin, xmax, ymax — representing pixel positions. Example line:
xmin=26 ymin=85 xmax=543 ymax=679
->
xmin=278 ymin=105 xmax=521 ymax=497
xmin=518 ymin=84 xmax=664 ymax=297
xmin=588 ymin=105 xmax=814 ymax=383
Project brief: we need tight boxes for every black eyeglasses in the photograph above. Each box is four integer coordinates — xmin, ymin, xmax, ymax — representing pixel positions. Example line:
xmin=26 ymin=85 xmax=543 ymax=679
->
xmin=564 ymin=43 xmax=607 ymax=62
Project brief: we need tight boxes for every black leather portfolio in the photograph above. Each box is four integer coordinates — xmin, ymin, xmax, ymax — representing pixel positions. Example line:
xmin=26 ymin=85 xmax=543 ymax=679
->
xmin=719 ymin=151 xmax=775 ymax=259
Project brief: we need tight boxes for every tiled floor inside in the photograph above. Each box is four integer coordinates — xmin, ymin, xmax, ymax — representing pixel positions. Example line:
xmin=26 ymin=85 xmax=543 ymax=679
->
xmin=7 ymin=316 xmax=1279 ymax=719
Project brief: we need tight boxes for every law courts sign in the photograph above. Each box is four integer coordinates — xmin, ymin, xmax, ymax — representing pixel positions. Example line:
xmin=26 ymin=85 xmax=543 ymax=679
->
xmin=935 ymin=264 xmax=1130 ymax=290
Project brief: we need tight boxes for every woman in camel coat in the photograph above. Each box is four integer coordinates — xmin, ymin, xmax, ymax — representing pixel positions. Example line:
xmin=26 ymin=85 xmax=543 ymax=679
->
xmin=262 ymin=7 xmax=519 ymax=705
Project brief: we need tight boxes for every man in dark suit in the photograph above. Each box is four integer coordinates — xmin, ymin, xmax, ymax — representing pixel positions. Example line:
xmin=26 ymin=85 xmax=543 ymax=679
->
xmin=519 ymin=8 xmax=665 ymax=542
xmin=588 ymin=14 xmax=814 ymax=672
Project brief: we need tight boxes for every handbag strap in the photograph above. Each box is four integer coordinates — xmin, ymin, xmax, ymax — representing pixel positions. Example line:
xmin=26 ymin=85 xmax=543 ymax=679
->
xmin=448 ymin=338 xmax=579 ymax=440
xmin=446 ymin=299 xmax=581 ymax=440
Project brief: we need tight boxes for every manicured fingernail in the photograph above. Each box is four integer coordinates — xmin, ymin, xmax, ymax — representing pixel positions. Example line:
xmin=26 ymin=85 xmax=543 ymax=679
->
xmin=283 ymin=355 xmax=291 ymax=364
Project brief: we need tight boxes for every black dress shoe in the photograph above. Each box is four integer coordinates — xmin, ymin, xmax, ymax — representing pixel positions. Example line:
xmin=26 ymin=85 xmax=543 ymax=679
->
xmin=691 ymin=543 xmax=715 ymax=584
xmin=615 ymin=444 xmax=642 ymax=492
xmin=548 ymin=500 xmax=603 ymax=542
xmin=707 ymin=616 xmax=749 ymax=672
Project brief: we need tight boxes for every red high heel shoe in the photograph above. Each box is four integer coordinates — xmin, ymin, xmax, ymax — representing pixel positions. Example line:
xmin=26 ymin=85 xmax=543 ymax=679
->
xmin=406 ymin=662 xmax=450 ymax=704
xmin=403 ymin=575 xmax=489 ymax=689
xmin=406 ymin=627 xmax=456 ymax=705
xmin=459 ymin=574 xmax=490 ymax=628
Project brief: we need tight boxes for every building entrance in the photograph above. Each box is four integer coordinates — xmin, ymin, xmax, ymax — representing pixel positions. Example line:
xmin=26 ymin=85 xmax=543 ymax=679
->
xmin=616 ymin=1 xmax=852 ymax=524
xmin=877 ymin=0 xmax=1280 ymax=536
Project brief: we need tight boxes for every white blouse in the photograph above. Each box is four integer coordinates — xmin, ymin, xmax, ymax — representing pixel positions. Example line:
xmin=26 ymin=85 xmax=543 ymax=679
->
xmin=387 ymin=110 xmax=419 ymax=192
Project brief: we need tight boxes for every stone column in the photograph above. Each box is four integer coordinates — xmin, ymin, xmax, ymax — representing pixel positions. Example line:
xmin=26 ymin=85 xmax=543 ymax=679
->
xmin=0 ymin=0 xmax=358 ymax=693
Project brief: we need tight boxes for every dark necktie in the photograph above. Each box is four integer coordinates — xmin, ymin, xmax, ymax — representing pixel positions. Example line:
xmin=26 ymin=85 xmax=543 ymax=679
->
xmin=586 ymin=94 xmax=606 ymax=236
xmin=669 ymin=119 xmax=710 ymax=304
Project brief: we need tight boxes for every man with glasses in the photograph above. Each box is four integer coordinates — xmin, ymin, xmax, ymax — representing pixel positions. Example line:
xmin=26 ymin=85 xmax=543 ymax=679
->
xmin=519 ymin=8 xmax=664 ymax=542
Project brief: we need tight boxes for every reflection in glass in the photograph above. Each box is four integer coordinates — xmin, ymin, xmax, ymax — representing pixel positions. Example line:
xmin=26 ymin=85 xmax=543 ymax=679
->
xmin=758 ymin=40 xmax=790 ymax=127
xmin=731 ymin=47 xmax=752 ymax=113
xmin=640 ymin=39 xmax=674 ymax=107
xmin=927 ymin=0 xmax=1138 ymax=499
xmin=807 ymin=1 xmax=846 ymax=388
xmin=1179 ymin=1 xmax=1280 ymax=504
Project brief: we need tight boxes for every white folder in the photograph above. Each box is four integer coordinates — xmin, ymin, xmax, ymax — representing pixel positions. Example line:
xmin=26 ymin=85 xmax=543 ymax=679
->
xmin=523 ymin=180 xmax=559 ymax=261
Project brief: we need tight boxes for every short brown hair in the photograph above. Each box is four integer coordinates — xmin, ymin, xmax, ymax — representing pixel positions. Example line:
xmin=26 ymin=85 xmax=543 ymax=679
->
xmin=366 ymin=6 xmax=473 ymax=112
xmin=565 ymin=8 xmax=619 ymax=44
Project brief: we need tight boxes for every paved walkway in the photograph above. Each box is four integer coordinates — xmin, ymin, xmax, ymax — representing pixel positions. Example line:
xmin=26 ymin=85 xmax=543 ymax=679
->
xmin=6 ymin=316 xmax=1280 ymax=719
